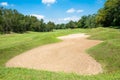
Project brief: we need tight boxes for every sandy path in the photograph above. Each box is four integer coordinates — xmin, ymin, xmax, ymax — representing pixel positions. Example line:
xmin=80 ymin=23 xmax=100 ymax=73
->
xmin=6 ymin=33 xmax=103 ymax=75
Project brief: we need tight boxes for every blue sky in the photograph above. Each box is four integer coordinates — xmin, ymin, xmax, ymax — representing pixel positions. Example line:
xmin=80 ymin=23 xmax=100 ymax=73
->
xmin=0 ymin=0 xmax=106 ymax=24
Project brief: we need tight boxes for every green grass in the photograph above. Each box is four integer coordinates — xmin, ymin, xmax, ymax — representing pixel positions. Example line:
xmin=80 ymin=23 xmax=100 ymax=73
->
xmin=0 ymin=67 xmax=120 ymax=80
xmin=0 ymin=29 xmax=84 ymax=66
xmin=86 ymin=28 xmax=120 ymax=73
xmin=0 ymin=27 xmax=120 ymax=80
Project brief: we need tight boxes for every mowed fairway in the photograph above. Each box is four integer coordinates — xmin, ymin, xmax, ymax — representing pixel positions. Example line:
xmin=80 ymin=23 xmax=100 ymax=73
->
xmin=6 ymin=34 xmax=102 ymax=75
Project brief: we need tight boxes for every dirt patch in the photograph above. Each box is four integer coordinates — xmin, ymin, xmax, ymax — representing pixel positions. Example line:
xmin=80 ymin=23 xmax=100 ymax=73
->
xmin=6 ymin=33 xmax=103 ymax=75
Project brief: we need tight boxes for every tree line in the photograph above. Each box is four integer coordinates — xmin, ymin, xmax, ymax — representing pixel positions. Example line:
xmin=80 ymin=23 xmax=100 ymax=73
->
xmin=56 ymin=0 xmax=120 ymax=29
xmin=0 ymin=7 xmax=55 ymax=34
xmin=0 ymin=0 xmax=120 ymax=34
xmin=78 ymin=0 xmax=120 ymax=28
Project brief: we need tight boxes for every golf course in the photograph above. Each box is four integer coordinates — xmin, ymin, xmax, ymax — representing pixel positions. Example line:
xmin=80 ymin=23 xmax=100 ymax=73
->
xmin=0 ymin=0 xmax=120 ymax=80
xmin=0 ymin=28 xmax=120 ymax=80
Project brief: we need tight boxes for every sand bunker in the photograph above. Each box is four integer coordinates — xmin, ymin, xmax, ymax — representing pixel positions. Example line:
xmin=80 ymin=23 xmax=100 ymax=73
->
xmin=6 ymin=33 xmax=103 ymax=75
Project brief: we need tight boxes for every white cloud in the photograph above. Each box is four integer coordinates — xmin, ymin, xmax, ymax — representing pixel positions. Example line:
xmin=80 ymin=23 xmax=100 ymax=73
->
xmin=59 ymin=16 xmax=80 ymax=22
xmin=76 ymin=10 xmax=84 ymax=13
xmin=43 ymin=16 xmax=81 ymax=24
xmin=0 ymin=2 xmax=15 ymax=7
xmin=42 ymin=0 xmax=56 ymax=6
xmin=31 ymin=14 xmax=45 ymax=19
xmin=66 ymin=8 xmax=75 ymax=13
xmin=66 ymin=8 xmax=84 ymax=13
xmin=0 ymin=2 xmax=8 ymax=6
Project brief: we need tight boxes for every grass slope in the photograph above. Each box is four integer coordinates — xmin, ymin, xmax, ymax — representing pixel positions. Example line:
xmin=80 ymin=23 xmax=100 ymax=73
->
xmin=87 ymin=28 xmax=120 ymax=73
xmin=0 ymin=27 xmax=120 ymax=80
xmin=0 ymin=29 xmax=83 ymax=66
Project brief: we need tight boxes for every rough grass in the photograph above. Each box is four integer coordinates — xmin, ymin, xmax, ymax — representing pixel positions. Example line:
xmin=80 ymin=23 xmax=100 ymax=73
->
xmin=0 ymin=67 xmax=120 ymax=80
xmin=87 ymin=27 xmax=120 ymax=73
xmin=0 ymin=27 xmax=120 ymax=80
xmin=0 ymin=29 xmax=84 ymax=66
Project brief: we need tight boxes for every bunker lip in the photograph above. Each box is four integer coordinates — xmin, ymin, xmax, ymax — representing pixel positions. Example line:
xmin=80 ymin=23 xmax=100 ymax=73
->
xmin=6 ymin=33 xmax=103 ymax=75
xmin=58 ymin=33 xmax=90 ymax=40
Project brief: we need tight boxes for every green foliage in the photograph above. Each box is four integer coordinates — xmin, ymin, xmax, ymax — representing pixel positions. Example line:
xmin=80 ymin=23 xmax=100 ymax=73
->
xmin=55 ymin=24 xmax=67 ymax=29
xmin=1 ymin=67 xmax=120 ymax=80
xmin=76 ymin=0 xmax=120 ymax=28
xmin=78 ymin=15 xmax=97 ymax=28
xmin=66 ymin=21 xmax=77 ymax=29
xmin=46 ymin=21 xmax=55 ymax=31
xmin=78 ymin=16 xmax=87 ymax=28
xmin=1 ymin=0 xmax=120 ymax=33
xmin=87 ymin=27 xmax=120 ymax=73
xmin=96 ymin=0 xmax=120 ymax=27
xmin=0 ymin=7 xmax=54 ymax=34
xmin=55 ymin=21 xmax=77 ymax=29
xmin=85 ymin=14 xmax=97 ymax=28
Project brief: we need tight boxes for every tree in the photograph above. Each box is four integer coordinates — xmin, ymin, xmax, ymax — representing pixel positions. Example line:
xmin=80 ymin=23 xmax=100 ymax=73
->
xmin=55 ymin=24 xmax=67 ymax=29
xmin=30 ymin=21 xmax=41 ymax=32
xmin=78 ymin=16 xmax=88 ymax=28
xmin=85 ymin=14 xmax=97 ymax=28
xmin=96 ymin=0 xmax=120 ymax=27
xmin=0 ymin=7 xmax=3 ymax=33
xmin=46 ymin=21 xmax=55 ymax=31
xmin=66 ymin=21 xmax=77 ymax=29
xmin=0 ymin=7 xmax=56 ymax=34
